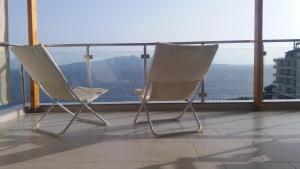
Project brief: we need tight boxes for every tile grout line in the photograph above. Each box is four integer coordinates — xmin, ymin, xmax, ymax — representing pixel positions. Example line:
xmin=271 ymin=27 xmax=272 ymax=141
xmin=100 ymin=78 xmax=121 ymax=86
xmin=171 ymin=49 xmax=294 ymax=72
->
xmin=287 ymin=162 xmax=297 ymax=169
xmin=222 ymin=162 xmax=229 ymax=169
xmin=137 ymin=142 xmax=143 ymax=162
xmin=89 ymin=161 xmax=97 ymax=169
xmin=191 ymin=141 xmax=200 ymax=158
xmin=214 ymin=128 xmax=226 ymax=141
xmin=260 ymin=129 xmax=274 ymax=140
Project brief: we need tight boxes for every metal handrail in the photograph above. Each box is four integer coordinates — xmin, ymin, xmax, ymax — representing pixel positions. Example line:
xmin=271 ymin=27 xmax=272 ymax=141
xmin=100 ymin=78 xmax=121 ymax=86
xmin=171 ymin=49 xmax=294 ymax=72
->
xmin=41 ymin=39 xmax=300 ymax=48
xmin=0 ymin=42 xmax=23 ymax=47
xmin=4 ymin=38 xmax=300 ymax=107
xmin=44 ymin=40 xmax=253 ymax=47
xmin=2 ymin=38 xmax=300 ymax=49
xmin=2 ymin=38 xmax=300 ymax=48
xmin=42 ymin=38 xmax=300 ymax=102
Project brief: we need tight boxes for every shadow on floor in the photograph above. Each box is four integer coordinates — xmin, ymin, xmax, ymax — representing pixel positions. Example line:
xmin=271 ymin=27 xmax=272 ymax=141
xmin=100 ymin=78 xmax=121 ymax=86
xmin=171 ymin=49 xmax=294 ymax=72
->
xmin=0 ymin=111 xmax=300 ymax=169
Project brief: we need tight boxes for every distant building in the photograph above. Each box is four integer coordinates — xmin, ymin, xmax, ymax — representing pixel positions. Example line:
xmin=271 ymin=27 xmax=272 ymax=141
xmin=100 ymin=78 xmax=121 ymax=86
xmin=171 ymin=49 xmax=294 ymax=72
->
xmin=273 ymin=43 xmax=300 ymax=99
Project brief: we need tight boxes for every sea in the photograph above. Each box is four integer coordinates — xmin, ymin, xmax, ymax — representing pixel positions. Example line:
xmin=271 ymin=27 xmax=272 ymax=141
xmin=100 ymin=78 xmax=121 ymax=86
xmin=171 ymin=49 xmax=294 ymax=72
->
xmin=8 ymin=55 xmax=275 ymax=105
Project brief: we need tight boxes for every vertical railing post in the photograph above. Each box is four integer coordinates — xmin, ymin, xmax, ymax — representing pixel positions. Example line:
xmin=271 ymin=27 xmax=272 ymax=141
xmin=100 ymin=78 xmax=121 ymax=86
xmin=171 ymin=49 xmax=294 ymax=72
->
xmin=199 ymin=42 xmax=207 ymax=103
xmin=200 ymin=79 xmax=206 ymax=103
xmin=254 ymin=0 xmax=264 ymax=109
xmin=84 ymin=45 xmax=93 ymax=88
xmin=20 ymin=65 xmax=26 ymax=109
xmin=27 ymin=0 xmax=40 ymax=112
xmin=142 ymin=44 xmax=149 ymax=85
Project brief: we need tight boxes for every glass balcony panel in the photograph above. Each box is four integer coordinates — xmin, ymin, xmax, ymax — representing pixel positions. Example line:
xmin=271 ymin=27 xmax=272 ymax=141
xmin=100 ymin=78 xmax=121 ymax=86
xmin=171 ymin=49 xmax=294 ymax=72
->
xmin=0 ymin=50 xmax=30 ymax=110
xmin=146 ymin=43 xmax=257 ymax=101
xmin=47 ymin=46 xmax=144 ymax=102
xmin=263 ymin=42 xmax=297 ymax=100
xmin=204 ymin=44 xmax=254 ymax=101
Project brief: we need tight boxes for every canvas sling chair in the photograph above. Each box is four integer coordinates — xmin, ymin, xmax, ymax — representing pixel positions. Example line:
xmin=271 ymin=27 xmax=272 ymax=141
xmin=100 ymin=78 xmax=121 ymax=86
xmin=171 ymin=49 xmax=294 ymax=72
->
xmin=11 ymin=45 xmax=110 ymax=136
xmin=134 ymin=43 xmax=218 ymax=136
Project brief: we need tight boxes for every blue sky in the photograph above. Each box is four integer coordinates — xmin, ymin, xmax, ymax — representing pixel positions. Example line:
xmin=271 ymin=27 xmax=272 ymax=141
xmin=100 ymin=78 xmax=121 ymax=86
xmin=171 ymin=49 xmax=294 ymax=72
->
xmin=7 ymin=0 xmax=300 ymax=64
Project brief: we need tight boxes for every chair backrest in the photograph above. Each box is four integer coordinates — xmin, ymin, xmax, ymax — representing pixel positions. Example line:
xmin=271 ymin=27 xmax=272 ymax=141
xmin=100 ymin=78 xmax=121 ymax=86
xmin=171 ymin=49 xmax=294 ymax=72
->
xmin=11 ymin=45 xmax=76 ymax=100
xmin=148 ymin=43 xmax=218 ymax=100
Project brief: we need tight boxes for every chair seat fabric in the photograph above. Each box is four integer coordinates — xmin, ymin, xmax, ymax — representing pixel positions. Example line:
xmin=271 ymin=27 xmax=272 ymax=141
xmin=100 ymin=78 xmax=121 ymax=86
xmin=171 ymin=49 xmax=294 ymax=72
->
xmin=73 ymin=87 xmax=108 ymax=103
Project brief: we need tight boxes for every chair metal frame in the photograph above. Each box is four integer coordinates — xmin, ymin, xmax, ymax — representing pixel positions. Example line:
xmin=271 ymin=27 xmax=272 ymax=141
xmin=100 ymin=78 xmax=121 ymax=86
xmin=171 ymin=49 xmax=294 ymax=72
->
xmin=34 ymin=68 xmax=110 ymax=136
xmin=12 ymin=45 xmax=109 ymax=136
xmin=134 ymin=81 xmax=203 ymax=136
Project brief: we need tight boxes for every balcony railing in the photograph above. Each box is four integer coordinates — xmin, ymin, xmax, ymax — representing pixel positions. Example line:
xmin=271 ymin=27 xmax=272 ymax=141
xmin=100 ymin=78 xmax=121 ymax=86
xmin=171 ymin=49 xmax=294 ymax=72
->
xmin=2 ymin=38 xmax=300 ymax=111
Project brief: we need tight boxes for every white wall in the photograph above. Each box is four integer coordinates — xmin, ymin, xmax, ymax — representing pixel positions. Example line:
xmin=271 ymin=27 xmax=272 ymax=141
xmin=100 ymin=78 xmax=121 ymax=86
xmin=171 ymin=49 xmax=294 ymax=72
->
xmin=0 ymin=0 xmax=10 ymax=105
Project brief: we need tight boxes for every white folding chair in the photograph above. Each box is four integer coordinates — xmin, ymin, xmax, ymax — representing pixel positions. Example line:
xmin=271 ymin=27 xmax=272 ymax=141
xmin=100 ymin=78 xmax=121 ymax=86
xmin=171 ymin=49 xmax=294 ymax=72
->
xmin=12 ymin=45 xmax=110 ymax=136
xmin=134 ymin=43 xmax=218 ymax=136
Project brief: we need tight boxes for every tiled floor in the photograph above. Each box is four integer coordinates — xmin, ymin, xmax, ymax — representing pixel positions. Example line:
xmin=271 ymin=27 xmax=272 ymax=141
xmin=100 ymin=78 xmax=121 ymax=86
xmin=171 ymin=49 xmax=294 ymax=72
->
xmin=1 ymin=110 xmax=300 ymax=169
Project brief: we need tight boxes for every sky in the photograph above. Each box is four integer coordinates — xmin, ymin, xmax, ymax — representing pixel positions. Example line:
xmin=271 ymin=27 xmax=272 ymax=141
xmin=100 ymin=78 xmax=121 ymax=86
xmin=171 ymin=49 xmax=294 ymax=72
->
xmin=7 ymin=0 xmax=300 ymax=64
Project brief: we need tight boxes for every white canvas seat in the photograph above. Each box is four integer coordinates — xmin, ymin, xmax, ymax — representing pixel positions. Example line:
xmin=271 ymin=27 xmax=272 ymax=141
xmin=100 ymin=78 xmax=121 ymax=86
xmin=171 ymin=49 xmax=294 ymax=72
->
xmin=11 ymin=44 xmax=109 ymax=136
xmin=73 ymin=87 xmax=107 ymax=103
xmin=134 ymin=43 xmax=218 ymax=136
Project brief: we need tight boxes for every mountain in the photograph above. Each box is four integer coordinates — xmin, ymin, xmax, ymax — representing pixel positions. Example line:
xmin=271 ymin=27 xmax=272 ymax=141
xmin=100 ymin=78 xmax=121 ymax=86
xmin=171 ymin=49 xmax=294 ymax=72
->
xmin=60 ymin=55 xmax=144 ymax=102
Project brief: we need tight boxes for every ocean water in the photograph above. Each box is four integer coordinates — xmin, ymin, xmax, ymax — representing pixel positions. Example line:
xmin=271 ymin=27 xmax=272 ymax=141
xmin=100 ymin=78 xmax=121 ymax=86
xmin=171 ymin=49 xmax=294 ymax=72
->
xmin=205 ymin=64 xmax=274 ymax=100
xmin=58 ymin=57 xmax=275 ymax=101
xmin=8 ymin=56 xmax=275 ymax=104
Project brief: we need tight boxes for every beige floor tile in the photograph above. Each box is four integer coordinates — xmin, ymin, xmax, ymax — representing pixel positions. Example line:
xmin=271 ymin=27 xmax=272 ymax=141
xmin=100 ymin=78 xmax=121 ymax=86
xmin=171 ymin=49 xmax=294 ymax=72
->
xmin=224 ymin=162 xmax=294 ymax=169
xmin=0 ymin=129 xmax=60 ymax=143
xmin=91 ymin=141 xmax=140 ymax=161
xmin=193 ymin=140 xmax=263 ymax=163
xmin=91 ymin=162 xmax=141 ymax=169
xmin=31 ymin=141 xmax=141 ymax=162
xmin=281 ymin=122 xmax=300 ymax=129
xmin=0 ymin=162 xmax=93 ymax=169
xmin=174 ymin=129 xmax=222 ymax=142
xmin=202 ymin=120 xmax=240 ymax=129
xmin=140 ymin=141 xmax=198 ymax=162
xmin=25 ymin=144 xmax=84 ymax=162
xmin=208 ymin=112 xmax=253 ymax=123
xmin=0 ymin=142 xmax=44 ymax=165
xmin=290 ymin=163 xmax=300 ymax=169
xmin=262 ymin=128 xmax=300 ymax=142
xmin=235 ymin=118 xmax=282 ymax=129
xmin=90 ymin=161 xmax=225 ymax=169
xmin=248 ymin=140 xmax=300 ymax=162
xmin=1 ymin=111 xmax=300 ymax=168
xmin=139 ymin=162 xmax=225 ymax=169
xmin=217 ymin=129 xmax=272 ymax=142
xmin=96 ymin=126 xmax=148 ymax=141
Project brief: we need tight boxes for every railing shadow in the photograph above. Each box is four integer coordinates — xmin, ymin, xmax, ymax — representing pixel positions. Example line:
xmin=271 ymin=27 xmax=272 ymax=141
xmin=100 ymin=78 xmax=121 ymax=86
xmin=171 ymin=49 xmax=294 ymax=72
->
xmin=135 ymin=139 xmax=300 ymax=169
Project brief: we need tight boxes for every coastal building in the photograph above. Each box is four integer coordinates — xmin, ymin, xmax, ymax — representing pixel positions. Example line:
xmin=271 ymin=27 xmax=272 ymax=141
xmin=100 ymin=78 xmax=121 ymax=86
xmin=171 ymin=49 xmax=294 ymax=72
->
xmin=273 ymin=43 xmax=300 ymax=99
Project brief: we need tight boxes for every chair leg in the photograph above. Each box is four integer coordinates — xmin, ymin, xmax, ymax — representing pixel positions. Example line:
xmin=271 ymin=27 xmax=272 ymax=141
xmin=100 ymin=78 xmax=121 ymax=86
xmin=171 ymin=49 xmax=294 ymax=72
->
xmin=134 ymin=102 xmax=144 ymax=124
xmin=57 ymin=108 xmax=82 ymax=135
xmin=134 ymin=102 xmax=188 ymax=125
xmin=174 ymin=99 xmax=193 ymax=120
xmin=35 ymin=101 xmax=109 ymax=136
xmin=143 ymin=103 xmax=203 ymax=137
xmin=35 ymin=103 xmax=82 ymax=136
xmin=56 ymin=102 xmax=109 ymax=126
xmin=144 ymin=104 xmax=160 ymax=136
xmin=35 ymin=100 xmax=57 ymax=129
xmin=82 ymin=102 xmax=110 ymax=126
xmin=190 ymin=104 xmax=203 ymax=133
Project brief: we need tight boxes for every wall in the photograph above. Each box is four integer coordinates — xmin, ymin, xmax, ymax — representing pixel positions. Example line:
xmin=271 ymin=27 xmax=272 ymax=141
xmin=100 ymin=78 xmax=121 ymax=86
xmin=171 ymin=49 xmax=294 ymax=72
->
xmin=0 ymin=0 xmax=10 ymax=105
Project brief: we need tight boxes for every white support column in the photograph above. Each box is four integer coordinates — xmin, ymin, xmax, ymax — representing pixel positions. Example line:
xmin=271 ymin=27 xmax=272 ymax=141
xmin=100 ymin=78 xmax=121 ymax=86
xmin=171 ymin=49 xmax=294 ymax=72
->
xmin=0 ymin=0 xmax=10 ymax=105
